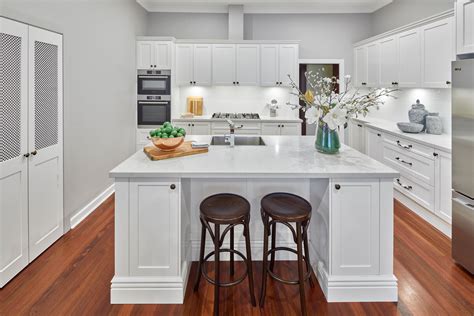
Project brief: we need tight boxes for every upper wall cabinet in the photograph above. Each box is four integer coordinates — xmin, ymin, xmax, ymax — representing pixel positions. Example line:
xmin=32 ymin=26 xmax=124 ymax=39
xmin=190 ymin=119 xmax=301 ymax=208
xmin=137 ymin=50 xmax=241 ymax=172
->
xmin=236 ymin=44 xmax=260 ymax=86
xmin=261 ymin=44 xmax=298 ymax=87
xmin=421 ymin=18 xmax=455 ymax=88
xmin=137 ymin=41 xmax=171 ymax=70
xmin=212 ymin=44 xmax=260 ymax=86
xmin=212 ymin=44 xmax=237 ymax=85
xmin=456 ymin=0 xmax=474 ymax=55
xmin=176 ymin=43 xmax=212 ymax=86
xmin=354 ymin=15 xmax=454 ymax=89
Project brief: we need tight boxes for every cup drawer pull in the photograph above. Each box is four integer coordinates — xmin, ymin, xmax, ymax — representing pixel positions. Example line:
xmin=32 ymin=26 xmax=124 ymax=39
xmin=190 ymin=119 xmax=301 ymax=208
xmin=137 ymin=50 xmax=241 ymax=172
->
xmin=395 ymin=157 xmax=413 ymax=166
xmin=396 ymin=178 xmax=413 ymax=190
xmin=396 ymin=140 xmax=412 ymax=149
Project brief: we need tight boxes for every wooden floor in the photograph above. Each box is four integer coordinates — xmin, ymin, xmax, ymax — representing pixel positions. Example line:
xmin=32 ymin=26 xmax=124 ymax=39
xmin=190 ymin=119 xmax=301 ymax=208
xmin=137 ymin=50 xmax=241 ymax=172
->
xmin=0 ymin=196 xmax=473 ymax=316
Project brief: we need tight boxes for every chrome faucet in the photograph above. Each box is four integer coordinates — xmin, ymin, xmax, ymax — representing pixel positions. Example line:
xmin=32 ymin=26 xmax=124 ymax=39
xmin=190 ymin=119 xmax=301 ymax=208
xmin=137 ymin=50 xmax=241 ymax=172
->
xmin=225 ymin=119 xmax=236 ymax=147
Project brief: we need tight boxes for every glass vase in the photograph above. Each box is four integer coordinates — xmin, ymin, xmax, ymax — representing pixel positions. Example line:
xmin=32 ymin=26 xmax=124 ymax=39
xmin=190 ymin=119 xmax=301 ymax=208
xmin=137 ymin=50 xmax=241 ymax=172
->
xmin=315 ymin=121 xmax=340 ymax=154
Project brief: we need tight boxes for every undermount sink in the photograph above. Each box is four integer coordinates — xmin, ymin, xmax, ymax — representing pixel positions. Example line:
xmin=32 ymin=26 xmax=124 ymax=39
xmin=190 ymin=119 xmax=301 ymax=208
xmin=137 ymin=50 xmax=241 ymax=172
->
xmin=210 ymin=136 xmax=266 ymax=146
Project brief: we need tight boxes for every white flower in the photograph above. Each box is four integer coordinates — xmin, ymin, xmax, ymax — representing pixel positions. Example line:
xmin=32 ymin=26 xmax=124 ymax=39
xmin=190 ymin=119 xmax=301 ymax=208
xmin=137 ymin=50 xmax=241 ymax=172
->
xmin=323 ymin=77 xmax=332 ymax=84
xmin=323 ymin=106 xmax=347 ymax=130
xmin=305 ymin=106 xmax=321 ymax=125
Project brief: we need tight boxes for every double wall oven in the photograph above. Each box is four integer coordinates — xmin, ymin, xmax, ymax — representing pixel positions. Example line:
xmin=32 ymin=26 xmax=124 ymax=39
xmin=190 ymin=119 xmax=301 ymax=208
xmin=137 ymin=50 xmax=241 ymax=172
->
xmin=137 ymin=69 xmax=171 ymax=127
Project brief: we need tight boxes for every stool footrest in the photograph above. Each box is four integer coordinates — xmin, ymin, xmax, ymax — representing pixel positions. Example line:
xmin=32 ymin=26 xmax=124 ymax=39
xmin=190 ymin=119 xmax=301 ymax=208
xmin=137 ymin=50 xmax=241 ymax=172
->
xmin=202 ymin=248 xmax=248 ymax=287
xmin=265 ymin=247 xmax=312 ymax=285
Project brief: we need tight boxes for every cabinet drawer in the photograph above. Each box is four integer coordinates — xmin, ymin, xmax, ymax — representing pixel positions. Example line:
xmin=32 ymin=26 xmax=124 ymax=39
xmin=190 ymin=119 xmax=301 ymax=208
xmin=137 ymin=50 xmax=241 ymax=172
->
xmin=394 ymin=175 xmax=435 ymax=212
xmin=211 ymin=121 xmax=261 ymax=130
xmin=137 ymin=129 xmax=151 ymax=144
xmin=211 ymin=129 xmax=261 ymax=135
xmin=384 ymin=133 xmax=434 ymax=159
xmin=383 ymin=144 xmax=435 ymax=185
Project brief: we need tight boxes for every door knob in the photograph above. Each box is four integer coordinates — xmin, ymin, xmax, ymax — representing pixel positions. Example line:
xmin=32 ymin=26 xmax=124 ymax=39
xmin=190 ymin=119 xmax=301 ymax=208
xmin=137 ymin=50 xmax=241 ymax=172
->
xmin=31 ymin=150 xmax=37 ymax=156
xmin=170 ymin=184 xmax=176 ymax=190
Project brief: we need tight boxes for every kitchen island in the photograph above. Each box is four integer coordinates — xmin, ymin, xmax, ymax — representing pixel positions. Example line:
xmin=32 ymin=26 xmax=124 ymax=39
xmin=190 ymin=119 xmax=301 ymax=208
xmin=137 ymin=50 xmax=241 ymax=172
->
xmin=110 ymin=135 xmax=399 ymax=304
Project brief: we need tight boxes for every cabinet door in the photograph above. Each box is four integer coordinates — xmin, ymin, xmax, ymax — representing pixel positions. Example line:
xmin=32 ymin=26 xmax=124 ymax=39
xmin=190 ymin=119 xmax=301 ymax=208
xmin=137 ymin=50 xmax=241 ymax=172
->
xmin=260 ymin=44 xmax=279 ymax=86
xmin=456 ymin=0 xmax=474 ymax=55
xmin=279 ymin=44 xmax=298 ymax=86
xmin=191 ymin=122 xmax=211 ymax=135
xmin=261 ymin=123 xmax=281 ymax=135
xmin=129 ymin=179 xmax=180 ymax=277
xmin=176 ymin=44 xmax=194 ymax=86
xmin=435 ymin=150 xmax=452 ymax=223
xmin=154 ymin=42 xmax=171 ymax=69
xmin=366 ymin=128 xmax=383 ymax=162
xmin=280 ymin=123 xmax=300 ymax=135
xmin=193 ymin=44 xmax=212 ymax=86
xmin=379 ymin=36 xmax=398 ymax=87
xmin=27 ymin=26 xmax=64 ymax=261
xmin=422 ymin=18 xmax=454 ymax=88
xmin=398 ymin=29 xmax=421 ymax=88
xmin=354 ymin=46 xmax=368 ymax=87
xmin=349 ymin=121 xmax=366 ymax=153
xmin=236 ymin=44 xmax=259 ymax=85
xmin=0 ymin=18 xmax=29 ymax=288
xmin=331 ymin=179 xmax=380 ymax=275
xmin=212 ymin=44 xmax=236 ymax=85
xmin=367 ymin=42 xmax=380 ymax=87
xmin=137 ymin=41 xmax=154 ymax=69
xmin=173 ymin=121 xmax=191 ymax=130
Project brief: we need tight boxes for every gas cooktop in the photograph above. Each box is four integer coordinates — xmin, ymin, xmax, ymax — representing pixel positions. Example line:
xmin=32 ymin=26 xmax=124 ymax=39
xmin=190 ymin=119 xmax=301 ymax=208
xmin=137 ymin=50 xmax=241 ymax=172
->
xmin=212 ymin=113 xmax=260 ymax=120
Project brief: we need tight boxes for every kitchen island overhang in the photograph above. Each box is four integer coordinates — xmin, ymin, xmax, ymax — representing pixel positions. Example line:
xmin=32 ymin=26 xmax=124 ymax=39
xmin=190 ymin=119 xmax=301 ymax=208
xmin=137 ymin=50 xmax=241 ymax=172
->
xmin=110 ymin=136 xmax=399 ymax=304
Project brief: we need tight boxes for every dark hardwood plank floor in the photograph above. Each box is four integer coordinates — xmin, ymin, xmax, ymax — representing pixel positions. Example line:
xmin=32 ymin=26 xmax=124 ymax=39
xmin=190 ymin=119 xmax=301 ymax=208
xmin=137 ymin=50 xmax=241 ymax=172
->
xmin=0 ymin=196 xmax=472 ymax=315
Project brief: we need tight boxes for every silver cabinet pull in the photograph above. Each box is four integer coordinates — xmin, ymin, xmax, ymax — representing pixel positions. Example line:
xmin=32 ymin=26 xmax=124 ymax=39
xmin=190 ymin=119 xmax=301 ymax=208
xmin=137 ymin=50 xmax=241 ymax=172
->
xmin=396 ymin=179 xmax=412 ymax=190
xmin=395 ymin=157 xmax=412 ymax=166
xmin=396 ymin=140 xmax=412 ymax=149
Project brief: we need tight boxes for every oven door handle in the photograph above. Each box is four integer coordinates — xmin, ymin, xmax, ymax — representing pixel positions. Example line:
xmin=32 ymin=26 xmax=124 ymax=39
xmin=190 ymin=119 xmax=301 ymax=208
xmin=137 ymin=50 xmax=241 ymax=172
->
xmin=138 ymin=75 xmax=169 ymax=79
xmin=138 ymin=101 xmax=170 ymax=105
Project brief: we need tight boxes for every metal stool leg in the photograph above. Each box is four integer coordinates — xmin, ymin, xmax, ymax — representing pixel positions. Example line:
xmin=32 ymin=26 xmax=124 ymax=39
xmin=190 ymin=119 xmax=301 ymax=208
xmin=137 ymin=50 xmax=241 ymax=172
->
xmin=303 ymin=222 xmax=315 ymax=288
xmin=296 ymin=223 xmax=307 ymax=316
xmin=230 ymin=225 xmax=235 ymax=276
xmin=259 ymin=213 xmax=270 ymax=307
xmin=194 ymin=220 xmax=207 ymax=292
xmin=269 ymin=222 xmax=276 ymax=272
xmin=244 ymin=217 xmax=256 ymax=306
xmin=214 ymin=223 xmax=220 ymax=316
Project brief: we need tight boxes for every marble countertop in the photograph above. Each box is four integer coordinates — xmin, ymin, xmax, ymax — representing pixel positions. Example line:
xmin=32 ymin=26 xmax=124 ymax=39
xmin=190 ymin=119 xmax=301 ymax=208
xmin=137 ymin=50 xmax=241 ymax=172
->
xmin=110 ymin=135 xmax=398 ymax=179
xmin=172 ymin=115 xmax=302 ymax=123
xmin=353 ymin=117 xmax=452 ymax=153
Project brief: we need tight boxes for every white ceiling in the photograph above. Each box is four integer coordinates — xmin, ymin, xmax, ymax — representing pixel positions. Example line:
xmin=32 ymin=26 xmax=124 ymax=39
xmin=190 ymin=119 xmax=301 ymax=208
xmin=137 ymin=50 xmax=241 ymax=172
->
xmin=137 ymin=0 xmax=393 ymax=14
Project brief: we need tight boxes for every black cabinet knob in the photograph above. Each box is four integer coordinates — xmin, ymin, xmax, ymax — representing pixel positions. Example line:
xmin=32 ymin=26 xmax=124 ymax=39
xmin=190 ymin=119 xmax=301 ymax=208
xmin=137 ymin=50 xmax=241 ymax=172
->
xmin=282 ymin=124 xmax=285 ymax=127
xmin=31 ymin=150 xmax=37 ymax=156
xmin=446 ymin=81 xmax=451 ymax=85
xmin=335 ymin=184 xmax=341 ymax=190
xmin=377 ymin=133 xmax=381 ymax=137
xmin=276 ymin=82 xmax=279 ymax=85
xmin=237 ymin=82 xmax=240 ymax=85
xmin=189 ymin=81 xmax=192 ymax=84
xmin=192 ymin=124 xmax=195 ymax=127
xmin=193 ymin=81 xmax=196 ymax=84
xmin=23 ymin=153 xmax=30 ymax=158
xmin=433 ymin=152 xmax=439 ymax=157
xmin=170 ymin=184 xmax=176 ymax=190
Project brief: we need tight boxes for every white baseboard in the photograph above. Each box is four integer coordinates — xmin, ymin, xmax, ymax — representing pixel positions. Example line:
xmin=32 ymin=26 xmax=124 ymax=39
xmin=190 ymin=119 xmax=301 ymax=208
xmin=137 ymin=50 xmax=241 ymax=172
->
xmin=394 ymin=191 xmax=451 ymax=238
xmin=70 ymin=184 xmax=115 ymax=229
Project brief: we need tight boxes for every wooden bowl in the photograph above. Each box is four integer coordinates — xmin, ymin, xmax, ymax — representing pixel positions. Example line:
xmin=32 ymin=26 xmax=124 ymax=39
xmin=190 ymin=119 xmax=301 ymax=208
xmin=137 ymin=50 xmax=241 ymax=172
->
xmin=149 ymin=136 xmax=184 ymax=151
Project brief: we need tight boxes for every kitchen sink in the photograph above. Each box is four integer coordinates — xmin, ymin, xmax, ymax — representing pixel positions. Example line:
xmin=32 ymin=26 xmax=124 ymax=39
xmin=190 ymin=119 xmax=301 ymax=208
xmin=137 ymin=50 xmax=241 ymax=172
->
xmin=210 ymin=136 xmax=266 ymax=146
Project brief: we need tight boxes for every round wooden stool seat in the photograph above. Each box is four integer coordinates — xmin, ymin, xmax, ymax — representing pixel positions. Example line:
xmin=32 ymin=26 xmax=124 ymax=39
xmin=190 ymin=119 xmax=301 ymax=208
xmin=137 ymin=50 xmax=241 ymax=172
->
xmin=200 ymin=193 xmax=250 ymax=223
xmin=261 ymin=192 xmax=311 ymax=222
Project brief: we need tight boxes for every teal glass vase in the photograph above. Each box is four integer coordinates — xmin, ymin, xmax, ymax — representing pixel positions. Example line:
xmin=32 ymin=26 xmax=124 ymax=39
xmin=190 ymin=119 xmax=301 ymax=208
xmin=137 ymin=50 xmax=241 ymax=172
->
xmin=315 ymin=121 xmax=340 ymax=154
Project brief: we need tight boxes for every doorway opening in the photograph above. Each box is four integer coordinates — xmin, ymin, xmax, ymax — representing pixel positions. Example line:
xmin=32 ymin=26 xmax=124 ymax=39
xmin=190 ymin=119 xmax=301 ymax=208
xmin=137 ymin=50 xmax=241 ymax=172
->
xmin=298 ymin=59 xmax=345 ymax=140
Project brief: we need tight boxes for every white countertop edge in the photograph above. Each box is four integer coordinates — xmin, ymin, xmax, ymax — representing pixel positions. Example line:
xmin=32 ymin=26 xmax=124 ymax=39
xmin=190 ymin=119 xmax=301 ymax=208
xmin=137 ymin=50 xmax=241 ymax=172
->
xmin=172 ymin=117 xmax=303 ymax=123
xmin=352 ymin=117 xmax=451 ymax=153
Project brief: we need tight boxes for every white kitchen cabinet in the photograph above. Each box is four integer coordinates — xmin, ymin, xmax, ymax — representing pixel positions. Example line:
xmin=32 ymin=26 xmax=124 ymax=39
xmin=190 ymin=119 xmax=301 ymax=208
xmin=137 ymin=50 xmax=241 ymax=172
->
xmin=379 ymin=36 xmax=399 ymax=87
xmin=236 ymin=44 xmax=259 ymax=85
xmin=421 ymin=18 xmax=454 ymax=88
xmin=212 ymin=44 xmax=236 ymax=85
xmin=434 ymin=150 xmax=452 ymax=223
xmin=348 ymin=120 xmax=366 ymax=154
xmin=129 ymin=179 xmax=180 ymax=277
xmin=260 ymin=44 xmax=298 ymax=87
xmin=397 ymin=29 xmax=421 ymax=88
xmin=354 ymin=46 xmax=368 ymax=87
xmin=176 ymin=44 xmax=212 ymax=86
xmin=366 ymin=128 xmax=384 ymax=162
xmin=367 ymin=42 xmax=380 ymax=87
xmin=331 ymin=179 xmax=380 ymax=275
xmin=193 ymin=44 xmax=212 ymax=85
xmin=172 ymin=121 xmax=211 ymax=135
xmin=137 ymin=41 xmax=171 ymax=70
xmin=456 ymin=0 xmax=474 ymax=55
xmin=0 ymin=18 xmax=63 ymax=287
xmin=261 ymin=122 xmax=300 ymax=135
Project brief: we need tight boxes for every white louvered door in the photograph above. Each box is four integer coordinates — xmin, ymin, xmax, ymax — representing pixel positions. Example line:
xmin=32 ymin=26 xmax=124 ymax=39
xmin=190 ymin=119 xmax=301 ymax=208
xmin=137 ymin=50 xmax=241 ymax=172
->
xmin=27 ymin=26 xmax=63 ymax=260
xmin=0 ymin=18 xmax=29 ymax=288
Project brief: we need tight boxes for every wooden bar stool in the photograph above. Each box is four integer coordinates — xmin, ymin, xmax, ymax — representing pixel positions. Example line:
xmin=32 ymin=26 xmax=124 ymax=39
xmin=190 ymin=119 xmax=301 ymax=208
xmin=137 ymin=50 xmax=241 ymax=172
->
xmin=193 ymin=193 xmax=256 ymax=316
xmin=259 ymin=192 xmax=315 ymax=316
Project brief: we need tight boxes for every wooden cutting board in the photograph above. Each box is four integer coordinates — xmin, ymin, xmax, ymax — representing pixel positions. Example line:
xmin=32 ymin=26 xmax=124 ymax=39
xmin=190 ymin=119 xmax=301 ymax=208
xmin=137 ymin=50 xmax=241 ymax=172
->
xmin=143 ymin=141 xmax=208 ymax=161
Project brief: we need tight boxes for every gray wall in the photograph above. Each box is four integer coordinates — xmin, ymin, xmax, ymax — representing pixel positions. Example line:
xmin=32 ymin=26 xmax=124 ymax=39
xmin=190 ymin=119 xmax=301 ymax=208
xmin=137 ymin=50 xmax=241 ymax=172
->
xmin=147 ymin=12 xmax=228 ymax=39
xmin=371 ymin=0 xmax=454 ymax=36
xmin=1 ymin=0 xmax=147 ymax=229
